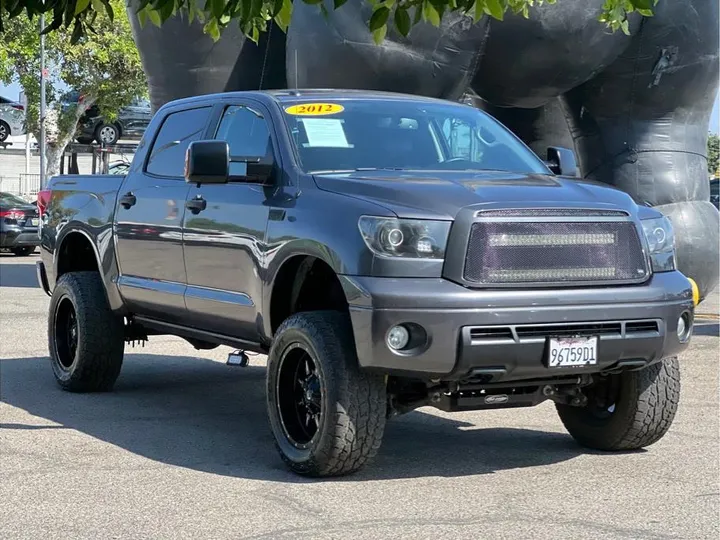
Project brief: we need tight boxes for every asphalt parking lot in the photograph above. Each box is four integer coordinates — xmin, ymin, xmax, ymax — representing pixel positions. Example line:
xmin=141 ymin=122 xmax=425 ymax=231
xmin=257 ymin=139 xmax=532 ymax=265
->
xmin=1 ymin=252 xmax=718 ymax=539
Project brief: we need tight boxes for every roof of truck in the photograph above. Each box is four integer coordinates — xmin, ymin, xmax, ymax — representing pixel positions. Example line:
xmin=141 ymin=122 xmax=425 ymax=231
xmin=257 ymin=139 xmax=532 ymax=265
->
xmin=163 ymin=89 xmax=467 ymax=109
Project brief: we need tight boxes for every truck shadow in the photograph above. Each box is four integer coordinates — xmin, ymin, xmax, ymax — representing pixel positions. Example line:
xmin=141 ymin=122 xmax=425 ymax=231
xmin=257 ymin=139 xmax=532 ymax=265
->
xmin=1 ymin=354 xmax=590 ymax=482
xmin=0 ymin=262 xmax=40 ymax=288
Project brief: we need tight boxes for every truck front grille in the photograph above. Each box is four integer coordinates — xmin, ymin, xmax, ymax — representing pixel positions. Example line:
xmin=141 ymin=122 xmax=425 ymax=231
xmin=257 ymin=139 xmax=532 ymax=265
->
xmin=463 ymin=220 xmax=648 ymax=285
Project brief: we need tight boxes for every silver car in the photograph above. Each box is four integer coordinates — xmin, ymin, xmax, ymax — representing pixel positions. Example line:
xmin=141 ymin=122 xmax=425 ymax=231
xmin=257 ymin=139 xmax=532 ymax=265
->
xmin=0 ymin=96 xmax=27 ymax=143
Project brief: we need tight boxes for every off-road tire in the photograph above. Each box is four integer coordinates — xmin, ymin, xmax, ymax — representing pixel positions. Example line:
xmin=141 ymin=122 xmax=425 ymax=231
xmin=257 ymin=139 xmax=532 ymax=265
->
xmin=11 ymin=247 xmax=34 ymax=256
xmin=556 ymin=357 xmax=680 ymax=450
xmin=48 ymin=271 xmax=125 ymax=392
xmin=266 ymin=311 xmax=387 ymax=477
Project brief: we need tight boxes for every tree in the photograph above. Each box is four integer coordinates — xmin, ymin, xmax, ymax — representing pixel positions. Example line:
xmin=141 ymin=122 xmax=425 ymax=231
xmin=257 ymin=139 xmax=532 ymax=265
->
xmin=0 ymin=0 xmax=146 ymax=178
xmin=1 ymin=0 xmax=659 ymax=46
xmin=708 ymin=133 xmax=719 ymax=177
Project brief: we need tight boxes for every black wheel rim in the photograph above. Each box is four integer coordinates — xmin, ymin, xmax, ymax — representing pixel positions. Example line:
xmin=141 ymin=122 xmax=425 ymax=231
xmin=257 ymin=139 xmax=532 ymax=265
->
xmin=54 ymin=298 xmax=78 ymax=370
xmin=276 ymin=343 xmax=323 ymax=449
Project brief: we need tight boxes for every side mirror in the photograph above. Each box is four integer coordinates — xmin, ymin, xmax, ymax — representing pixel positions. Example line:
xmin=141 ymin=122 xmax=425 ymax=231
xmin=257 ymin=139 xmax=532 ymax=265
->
xmin=229 ymin=154 xmax=275 ymax=185
xmin=546 ymin=146 xmax=578 ymax=177
xmin=184 ymin=140 xmax=229 ymax=185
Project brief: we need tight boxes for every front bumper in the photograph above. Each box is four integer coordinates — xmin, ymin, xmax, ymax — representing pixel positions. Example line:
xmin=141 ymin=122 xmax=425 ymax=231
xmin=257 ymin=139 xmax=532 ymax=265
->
xmin=342 ymin=271 xmax=694 ymax=382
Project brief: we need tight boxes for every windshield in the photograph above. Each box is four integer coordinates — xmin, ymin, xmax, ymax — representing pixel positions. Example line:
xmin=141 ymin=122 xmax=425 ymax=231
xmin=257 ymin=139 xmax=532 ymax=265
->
xmin=0 ymin=192 xmax=30 ymax=206
xmin=280 ymin=98 xmax=549 ymax=175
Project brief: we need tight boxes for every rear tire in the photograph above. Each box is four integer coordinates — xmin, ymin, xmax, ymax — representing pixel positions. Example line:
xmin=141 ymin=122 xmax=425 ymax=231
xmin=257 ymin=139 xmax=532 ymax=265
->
xmin=48 ymin=271 xmax=125 ymax=392
xmin=556 ymin=358 xmax=680 ymax=450
xmin=266 ymin=311 xmax=387 ymax=477
xmin=11 ymin=246 xmax=34 ymax=256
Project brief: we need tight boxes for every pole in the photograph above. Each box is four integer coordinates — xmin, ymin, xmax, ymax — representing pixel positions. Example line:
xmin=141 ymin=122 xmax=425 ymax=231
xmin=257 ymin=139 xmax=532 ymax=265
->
xmin=39 ymin=13 xmax=47 ymax=189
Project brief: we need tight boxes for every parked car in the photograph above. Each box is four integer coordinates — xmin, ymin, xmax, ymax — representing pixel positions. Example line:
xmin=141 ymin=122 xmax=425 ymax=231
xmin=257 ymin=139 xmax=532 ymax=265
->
xmin=60 ymin=91 xmax=151 ymax=145
xmin=0 ymin=96 xmax=26 ymax=143
xmin=0 ymin=191 xmax=39 ymax=255
xmin=710 ymin=178 xmax=719 ymax=209
xmin=36 ymin=90 xmax=696 ymax=477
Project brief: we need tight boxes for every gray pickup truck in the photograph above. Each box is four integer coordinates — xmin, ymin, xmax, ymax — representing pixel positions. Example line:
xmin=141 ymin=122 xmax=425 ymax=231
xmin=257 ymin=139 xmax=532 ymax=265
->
xmin=36 ymin=90 xmax=697 ymax=477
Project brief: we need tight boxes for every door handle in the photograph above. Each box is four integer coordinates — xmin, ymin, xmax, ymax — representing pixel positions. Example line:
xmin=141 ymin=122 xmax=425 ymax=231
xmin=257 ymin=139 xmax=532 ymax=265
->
xmin=186 ymin=196 xmax=207 ymax=214
xmin=119 ymin=192 xmax=136 ymax=209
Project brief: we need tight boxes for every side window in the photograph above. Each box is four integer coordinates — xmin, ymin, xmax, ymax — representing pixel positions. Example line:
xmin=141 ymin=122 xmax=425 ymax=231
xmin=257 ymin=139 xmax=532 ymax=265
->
xmin=146 ymin=106 xmax=211 ymax=177
xmin=215 ymin=105 xmax=271 ymax=159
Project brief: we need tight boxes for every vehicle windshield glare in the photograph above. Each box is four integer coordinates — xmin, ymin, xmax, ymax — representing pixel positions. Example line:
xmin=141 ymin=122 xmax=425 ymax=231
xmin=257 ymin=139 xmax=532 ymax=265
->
xmin=281 ymin=99 xmax=550 ymax=175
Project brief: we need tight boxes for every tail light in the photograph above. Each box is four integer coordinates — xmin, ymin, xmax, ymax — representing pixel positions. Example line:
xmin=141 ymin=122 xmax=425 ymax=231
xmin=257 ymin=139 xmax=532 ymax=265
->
xmin=11 ymin=103 xmax=24 ymax=111
xmin=37 ymin=189 xmax=52 ymax=217
xmin=0 ymin=210 xmax=26 ymax=221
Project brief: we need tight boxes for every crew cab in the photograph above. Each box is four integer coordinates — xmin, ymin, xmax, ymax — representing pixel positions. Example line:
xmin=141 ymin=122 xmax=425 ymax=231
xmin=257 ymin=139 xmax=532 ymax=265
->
xmin=36 ymin=90 xmax=697 ymax=477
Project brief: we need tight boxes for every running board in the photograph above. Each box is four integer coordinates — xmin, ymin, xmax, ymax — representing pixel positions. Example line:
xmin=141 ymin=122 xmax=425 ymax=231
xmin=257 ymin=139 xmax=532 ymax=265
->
xmin=132 ymin=316 xmax=268 ymax=354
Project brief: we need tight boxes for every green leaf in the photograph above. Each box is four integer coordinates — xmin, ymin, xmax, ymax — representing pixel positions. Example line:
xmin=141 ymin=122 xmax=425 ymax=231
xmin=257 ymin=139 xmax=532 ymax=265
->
xmin=485 ymin=0 xmax=503 ymax=20
xmin=333 ymin=0 xmax=348 ymax=9
xmin=70 ymin=19 xmax=83 ymax=43
xmin=159 ymin=0 xmax=174 ymax=21
xmin=632 ymin=0 xmax=653 ymax=9
xmin=473 ymin=0 xmax=483 ymax=22
xmin=137 ymin=7 xmax=148 ymax=26
xmin=422 ymin=0 xmax=440 ymax=26
xmin=210 ymin=0 xmax=225 ymax=19
xmin=74 ymin=0 xmax=90 ymax=16
xmin=274 ymin=0 xmax=292 ymax=31
xmin=204 ymin=17 xmax=220 ymax=40
xmin=100 ymin=0 xmax=114 ymax=20
xmin=369 ymin=6 xmax=389 ymax=31
xmin=147 ymin=8 xmax=162 ymax=26
xmin=372 ymin=23 xmax=387 ymax=44
xmin=620 ymin=18 xmax=630 ymax=35
xmin=394 ymin=6 xmax=411 ymax=37
xmin=637 ymin=8 xmax=653 ymax=17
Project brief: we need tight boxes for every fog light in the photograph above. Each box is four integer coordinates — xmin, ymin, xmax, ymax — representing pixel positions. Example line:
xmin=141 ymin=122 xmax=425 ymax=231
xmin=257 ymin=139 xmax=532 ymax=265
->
xmin=676 ymin=316 xmax=685 ymax=339
xmin=387 ymin=325 xmax=410 ymax=350
xmin=677 ymin=312 xmax=692 ymax=342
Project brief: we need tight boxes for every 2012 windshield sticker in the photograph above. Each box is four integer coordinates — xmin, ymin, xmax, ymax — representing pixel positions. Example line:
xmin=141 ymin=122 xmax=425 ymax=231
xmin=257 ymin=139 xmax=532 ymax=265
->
xmin=285 ymin=103 xmax=344 ymax=116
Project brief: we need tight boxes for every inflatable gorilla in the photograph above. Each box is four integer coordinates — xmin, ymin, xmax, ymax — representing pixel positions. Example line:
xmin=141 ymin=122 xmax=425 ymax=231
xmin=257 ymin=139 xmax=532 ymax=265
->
xmin=128 ymin=0 xmax=719 ymax=299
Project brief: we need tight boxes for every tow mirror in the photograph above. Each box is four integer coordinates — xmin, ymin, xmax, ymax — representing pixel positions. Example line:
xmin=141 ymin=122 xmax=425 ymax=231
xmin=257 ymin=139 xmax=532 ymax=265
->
xmin=229 ymin=153 xmax=275 ymax=185
xmin=184 ymin=140 xmax=229 ymax=185
xmin=546 ymin=146 xmax=578 ymax=177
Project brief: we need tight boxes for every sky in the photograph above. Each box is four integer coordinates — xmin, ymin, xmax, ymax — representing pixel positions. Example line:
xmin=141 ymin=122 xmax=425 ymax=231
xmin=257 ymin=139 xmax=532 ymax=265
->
xmin=2 ymin=81 xmax=719 ymax=133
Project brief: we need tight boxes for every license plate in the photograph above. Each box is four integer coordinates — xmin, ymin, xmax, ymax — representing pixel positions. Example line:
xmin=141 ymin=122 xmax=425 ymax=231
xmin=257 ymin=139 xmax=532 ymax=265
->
xmin=30 ymin=218 xmax=39 ymax=226
xmin=547 ymin=336 xmax=598 ymax=367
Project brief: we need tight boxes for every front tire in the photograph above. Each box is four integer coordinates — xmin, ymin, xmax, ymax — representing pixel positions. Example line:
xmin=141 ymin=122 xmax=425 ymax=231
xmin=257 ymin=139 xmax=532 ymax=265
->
xmin=0 ymin=120 xmax=9 ymax=142
xmin=48 ymin=271 xmax=125 ymax=392
xmin=556 ymin=358 xmax=680 ymax=450
xmin=266 ymin=311 xmax=387 ymax=477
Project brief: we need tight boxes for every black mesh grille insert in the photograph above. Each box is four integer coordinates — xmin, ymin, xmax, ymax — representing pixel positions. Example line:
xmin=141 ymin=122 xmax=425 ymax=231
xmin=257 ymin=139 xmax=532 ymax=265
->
xmin=464 ymin=221 xmax=648 ymax=284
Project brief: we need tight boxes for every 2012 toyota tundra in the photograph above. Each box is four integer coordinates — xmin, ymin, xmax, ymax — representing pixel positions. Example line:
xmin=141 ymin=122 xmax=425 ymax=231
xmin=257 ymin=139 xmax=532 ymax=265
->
xmin=36 ymin=90 xmax=698 ymax=477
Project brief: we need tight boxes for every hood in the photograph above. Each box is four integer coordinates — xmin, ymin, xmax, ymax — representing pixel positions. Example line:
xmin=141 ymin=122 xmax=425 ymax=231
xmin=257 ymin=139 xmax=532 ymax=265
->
xmin=313 ymin=170 xmax=639 ymax=220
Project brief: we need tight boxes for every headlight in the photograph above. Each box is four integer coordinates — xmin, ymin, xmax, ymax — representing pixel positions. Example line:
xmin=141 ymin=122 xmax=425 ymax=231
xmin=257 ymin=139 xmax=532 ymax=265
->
xmin=358 ymin=216 xmax=451 ymax=259
xmin=641 ymin=216 xmax=676 ymax=272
